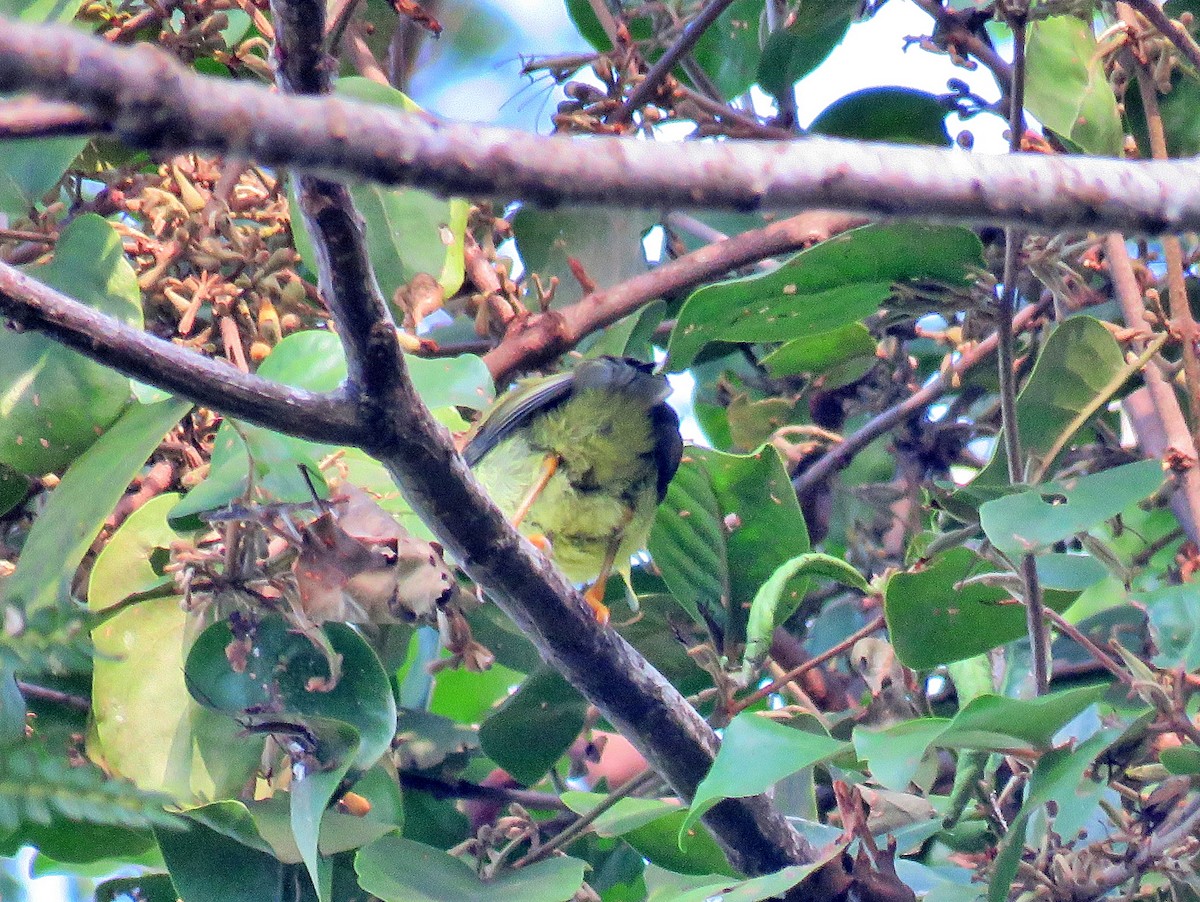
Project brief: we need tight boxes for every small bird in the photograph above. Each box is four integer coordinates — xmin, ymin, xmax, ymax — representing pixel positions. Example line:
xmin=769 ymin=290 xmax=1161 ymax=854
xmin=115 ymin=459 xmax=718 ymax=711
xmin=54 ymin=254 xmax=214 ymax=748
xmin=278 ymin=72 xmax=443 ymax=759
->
xmin=463 ymin=356 xmax=683 ymax=624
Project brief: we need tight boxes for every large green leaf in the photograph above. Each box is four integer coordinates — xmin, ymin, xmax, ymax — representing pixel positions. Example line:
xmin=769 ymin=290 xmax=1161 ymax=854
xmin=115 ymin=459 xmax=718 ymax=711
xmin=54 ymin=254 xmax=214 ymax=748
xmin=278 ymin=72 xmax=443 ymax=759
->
xmin=512 ymin=206 xmax=657 ymax=308
xmin=681 ymin=713 xmax=845 ymax=838
xmin=1 ymin=398 xmax=190 ymax=624
xmin=88 ymin=495 xmax=261 ymax=800
xmin=743 ymin=552 xmax=868 ymax=677
xmin=290 ymin=79 xmax=467 ymax=302
xmin=666 ymin=224 xmax=982 ymax=370
xmin=853 ymin=718 xmax=950 ymax=792
xmin=0 ymin=137 xmax=88 ymax=215
xmin=885 ymin=547 xmax=1076 ymax=669
xmin=937 ymin=684 xmax=1107 ymax=752
xmin=291 ymin=720 xmax=359 ymax=901
xmin=691 ymin=0 xmax=763 ymax=100
xmin=184 ymin=615 xmax=397 ymax=771
xmin=648 ymin=447 xmax=810 ymax=650
xmin=355 ymin=835 xmax=586 ymax=902
xmin=809 ymin=87 xmax=951 ymax=145
xmin=561 ymin=792 xmax=736 ymax=877
xmin=760 ymin=322 xmax=877 ymax=378
xmin=1025 ymin=16 xmax=1122 ymax=156
xmin=0 ymin=215 xmax=141 ymax=474
xmin=156 ymin=816 xmax=291 ymax=902
xmin=478 ymin=666 xmax=586 ymax=786
xmin=756 ymin=0 xmax=859 ymax=101
xmin=961 ymin=316 xmax=1130 ymax=503
xmin=980 ymin=459 xmax=1164 ymax=558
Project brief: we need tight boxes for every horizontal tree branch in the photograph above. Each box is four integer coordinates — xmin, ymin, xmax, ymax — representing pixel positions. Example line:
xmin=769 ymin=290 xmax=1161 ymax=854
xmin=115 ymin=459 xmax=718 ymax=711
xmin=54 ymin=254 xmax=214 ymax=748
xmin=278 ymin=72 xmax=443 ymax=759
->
xmin=1 ymin=20 xmax=1200 ymax=234
xmin=483 ymin=210 xmax=868 ymax=383
xmin=0 ymin=261 xmax=367 ymax=446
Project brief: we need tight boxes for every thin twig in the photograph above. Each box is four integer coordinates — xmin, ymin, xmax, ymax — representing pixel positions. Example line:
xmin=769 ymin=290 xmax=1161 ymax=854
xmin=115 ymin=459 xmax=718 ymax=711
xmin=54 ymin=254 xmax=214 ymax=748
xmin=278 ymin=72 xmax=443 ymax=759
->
xmin=1131 ymin=48 xmax=1200 ymax=442
xmin=16 ymin=680 xmax=90 ymax=712
xmin=794 ymin=298 xmax=1052 ymax=495
xmin=732 ymin=613 xmax=886 ymax=714
xmin=1124 ymin=0 xmax=1200 ymax=74
xmin=512 ymin=770 xmax=658 ymax=868
xmin=613 ymin=0 xmax=736 ymax=123
xmin=0 ymin=98 xmax=101 ymax=139
xmin=995 ymin=3 xmax=1047 ymax=697
xmin=483 ymin=210 xmax=867 ymax=383
xmin=4 ymin=22 xmax=1200 ymax=232
xmin=1107 ymin=233 xmax=1200 ymax=543
xmin=398 ymin=772 xmax=570 ymax=812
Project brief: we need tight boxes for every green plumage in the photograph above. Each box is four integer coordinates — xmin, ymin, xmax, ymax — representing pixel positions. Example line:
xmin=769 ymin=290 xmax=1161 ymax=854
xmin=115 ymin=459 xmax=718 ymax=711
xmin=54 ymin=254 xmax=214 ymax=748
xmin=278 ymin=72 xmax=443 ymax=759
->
xmin=464 ymin=357 xmax=682 ymax=586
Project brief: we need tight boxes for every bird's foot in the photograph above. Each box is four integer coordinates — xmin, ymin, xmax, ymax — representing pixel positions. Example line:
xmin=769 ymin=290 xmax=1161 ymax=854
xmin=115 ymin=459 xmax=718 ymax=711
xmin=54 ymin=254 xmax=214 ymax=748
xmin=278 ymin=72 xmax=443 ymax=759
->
xmin=525 ymin=532 xmax=552 ymax=554
xmin=583 ymin=582 xmax=611 ymax=626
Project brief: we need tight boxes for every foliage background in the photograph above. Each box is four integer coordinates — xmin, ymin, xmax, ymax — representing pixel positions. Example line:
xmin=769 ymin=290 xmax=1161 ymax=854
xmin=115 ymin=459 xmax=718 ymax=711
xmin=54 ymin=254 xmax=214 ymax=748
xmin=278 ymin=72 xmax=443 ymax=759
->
xmin=2 ymin=1 xmax=1200 ymax=901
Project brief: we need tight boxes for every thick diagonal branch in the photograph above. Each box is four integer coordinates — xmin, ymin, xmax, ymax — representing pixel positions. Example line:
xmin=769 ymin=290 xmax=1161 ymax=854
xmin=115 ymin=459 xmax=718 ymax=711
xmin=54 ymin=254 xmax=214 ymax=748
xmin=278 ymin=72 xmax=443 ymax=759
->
xmin=2 ymin=20 xmax=1200 ymax=233
xmin=265 ymin=0 xmax=815 ymax=878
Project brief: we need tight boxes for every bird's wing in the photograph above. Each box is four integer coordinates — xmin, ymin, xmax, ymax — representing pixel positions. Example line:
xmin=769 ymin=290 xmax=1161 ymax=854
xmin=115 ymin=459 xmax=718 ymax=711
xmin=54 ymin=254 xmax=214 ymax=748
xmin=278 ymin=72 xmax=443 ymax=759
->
xmin=650 ymin=402 xmax=684 ymax=501
xmin=461 ymin=371 xmax=576 ymax=466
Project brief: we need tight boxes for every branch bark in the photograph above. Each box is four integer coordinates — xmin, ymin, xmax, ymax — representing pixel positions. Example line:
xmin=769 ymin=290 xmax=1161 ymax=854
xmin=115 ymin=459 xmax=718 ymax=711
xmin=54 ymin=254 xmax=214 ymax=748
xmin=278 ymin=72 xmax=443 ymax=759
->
xmin=483 ymin=210 xmax=868 ymax=383
xmin=2 ymin=20 xmax=1200 ymax=233
xmin=0 ymin=261 xmax=366 ymax=446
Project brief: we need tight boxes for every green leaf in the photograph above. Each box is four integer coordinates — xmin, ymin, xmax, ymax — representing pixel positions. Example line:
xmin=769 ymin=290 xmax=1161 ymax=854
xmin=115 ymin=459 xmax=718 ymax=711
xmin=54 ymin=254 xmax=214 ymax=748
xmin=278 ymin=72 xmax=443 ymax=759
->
xmin=988 ymin=728 xmax=1118 ymax=902
xmin=0 ymin=669 xmax=23 ymax=745
xmin=478 ymin=666 xmax=586 ymax=785
xmin=0 ymin=215 xmax=142 ymax=474
xmin=185 ymin=615 xmax=397 ymax=770
xmin=1146 ymin=584 xmax=1200 ymax=670
xmin=1125 ymin=67 xmax=1200 ymax=157
xmin=0 ymin=0 xmax=85 ymax=23
xmin=809 ymin=87 xmax=951 ymax=145
xmin=643 ymin=862 xmax=819 ymax=902
xmin=1 ymin=398 xmax=190 ymax=621
xmin=744 ymin=553 xmax=868 ymax=676
xmin=682 ymin=713 xmax=845 ymax=839
xmin=1161 ymin=746 xmax=1200 ymax=775
xmin=356 ymin=835 xmax=586 ymax=902
xmin=760 ymin=322 xmax=877 ymax=378
xmin=853 ymin=719 xmax=950 ymax=791
xmin=691 ymin=0 xmax=763 ymax=99
xmin=88 ymin=494 xmax=261 ymax=800
xmin=666 ymin=223 xmax=982 ymax=370
xmin=512 ymin=207 xmax=657 ymax=308
xmin=885 ymin=547 xmax=1076 ymax=669
xmin=0 ymin=137 xmax=88 ymax=215
xmin=960 ymin=317 xmax=1130 ymax=503
xmin=980 ymin=459 xmax=1164 ymax=557
xmin=937 ymin=685 xmax=1108 ymax=752
xmin=649 ymin=447 xmax=810 ymax=650
xmin=291 ymin=720 xmax=359 ymax=901
xmin=290 ymin=79 xmax=468 ymax=301
xmin=1026 ymin=16 xmax=1123 ymax=156
xmin=562 ymin=792 xmax=736 ymax=877
xmin=157 ymin=815 xmax=291 ymax=902
xmin=756 ymin=1 xmax=859 ymax=100
xmin=393 ymin=708 xmax=480 ymax=770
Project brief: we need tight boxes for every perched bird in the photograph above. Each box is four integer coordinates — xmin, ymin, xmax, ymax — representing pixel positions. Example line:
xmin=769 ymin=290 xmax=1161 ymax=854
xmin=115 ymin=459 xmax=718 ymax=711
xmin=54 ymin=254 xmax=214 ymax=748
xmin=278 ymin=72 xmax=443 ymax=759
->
xmin=463 ymin=356 xmax=683 ymax=624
